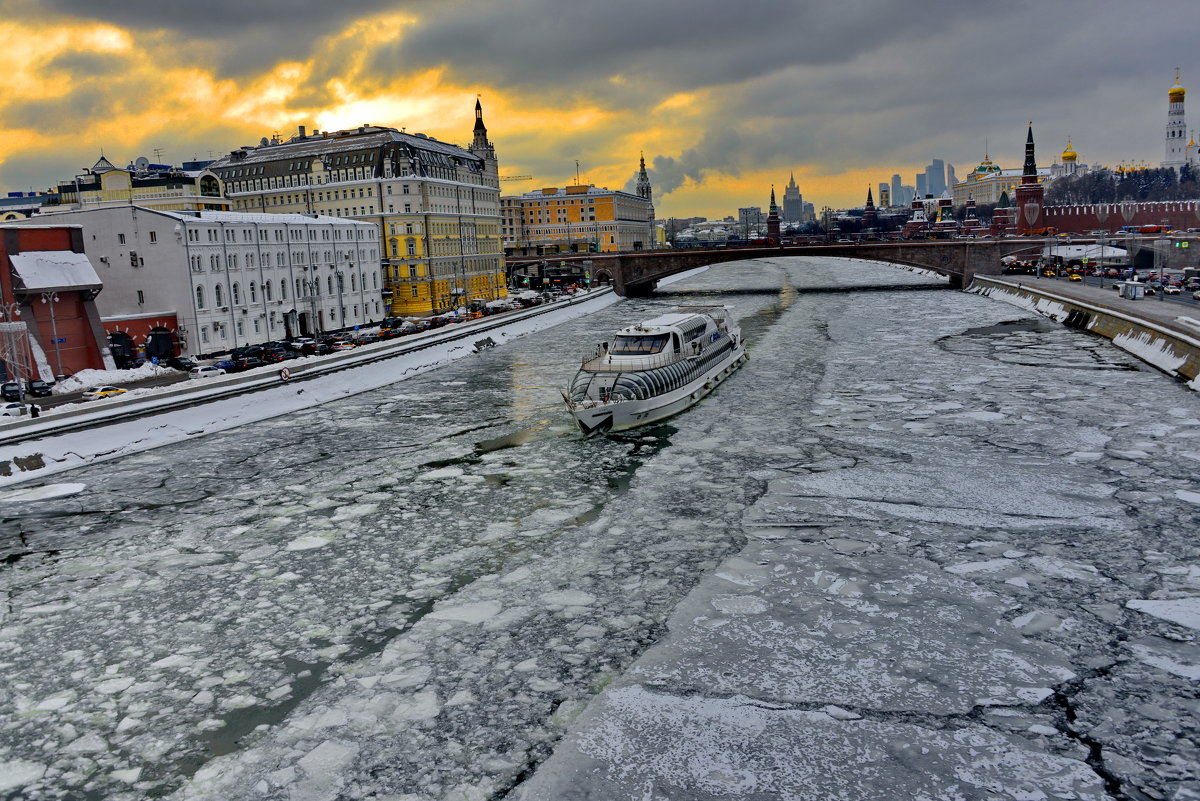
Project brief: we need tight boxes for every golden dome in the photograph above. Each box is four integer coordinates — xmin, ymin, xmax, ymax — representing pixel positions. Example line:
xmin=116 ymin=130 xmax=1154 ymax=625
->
xmin=1061 ymin=139 xmax=1077 ymax=162
xmin=1170 ymin=84 xmax=1186 ymax=101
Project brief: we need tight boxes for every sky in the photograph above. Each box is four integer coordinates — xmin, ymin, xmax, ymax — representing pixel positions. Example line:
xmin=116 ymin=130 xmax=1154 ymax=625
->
xmin=0 ymin=0 xmax=1196 ymax=219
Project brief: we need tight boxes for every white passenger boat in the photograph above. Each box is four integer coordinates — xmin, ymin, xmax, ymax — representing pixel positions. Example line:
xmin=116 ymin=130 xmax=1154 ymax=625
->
xmin=562 ymin=306 xmax=748 ymax=436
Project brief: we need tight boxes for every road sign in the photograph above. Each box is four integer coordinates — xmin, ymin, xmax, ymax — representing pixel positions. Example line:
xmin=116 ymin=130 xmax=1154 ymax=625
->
xmin=279 ymin=367 xmax=292 ymax=382
xmin=53 ymin=337 xmax=66 ymax=343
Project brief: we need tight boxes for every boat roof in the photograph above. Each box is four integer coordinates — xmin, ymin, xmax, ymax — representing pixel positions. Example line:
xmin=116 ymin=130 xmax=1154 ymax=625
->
xmin=618 ymin=311 xmax=713 ymax=336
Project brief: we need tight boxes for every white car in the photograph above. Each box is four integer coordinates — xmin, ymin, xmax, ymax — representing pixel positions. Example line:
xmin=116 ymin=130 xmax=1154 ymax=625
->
xmin=1 ymin=402 xmax=27 ymax=417
xmin=189 ymin=365 xmax=226 ymax=379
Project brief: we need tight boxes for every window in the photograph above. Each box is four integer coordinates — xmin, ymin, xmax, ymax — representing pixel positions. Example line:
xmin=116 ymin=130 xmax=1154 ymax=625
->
xmin=137 ymin=290 xmax=144 ymax=305
xmin=237 ymin=320 xmax=244 ymax=336
xmin=411 ymin=285 xmax=419 ymax=297
xmin=406 ymin=238 xmax=416 ymax=256
xmin=118 ymin=233 xmax=126 ymax=245
xmin=149 ymin=231 xmax=157 ymax=244
xmin=215 ymin=284 xmax=224 ymax=306
xmin=280 ymin=280 xmax=287 ymax=300
xmin=328 ymin=276 xmax=334 ymax=294
xmin=232 ymin=283 xmax=241 ymax=305
xmin=263 ymin=281 xmax=272 ymax=301
xmin=201 ymin=326 xmax=209 ymax=344
xmin=195 ymin=286 xmax=204 ymax=308
xmin=249 ymin=282 xmax=257 ymax=302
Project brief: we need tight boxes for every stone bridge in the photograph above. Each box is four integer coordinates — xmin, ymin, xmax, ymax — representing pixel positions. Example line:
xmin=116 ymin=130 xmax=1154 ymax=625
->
xmin=510 ymin=240 xmax=1054 ymax=296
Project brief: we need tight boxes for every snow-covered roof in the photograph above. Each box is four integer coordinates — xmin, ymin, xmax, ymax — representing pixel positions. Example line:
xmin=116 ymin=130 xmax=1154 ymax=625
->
xmin=152 ymin=210 xmax=375 ymax=227
xmin=8 ymin=250 xmax=102 ymax=292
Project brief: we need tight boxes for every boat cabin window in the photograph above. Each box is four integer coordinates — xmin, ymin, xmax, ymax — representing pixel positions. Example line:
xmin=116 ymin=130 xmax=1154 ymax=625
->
xmin=610 ymin=334 xmax=670 ymax=355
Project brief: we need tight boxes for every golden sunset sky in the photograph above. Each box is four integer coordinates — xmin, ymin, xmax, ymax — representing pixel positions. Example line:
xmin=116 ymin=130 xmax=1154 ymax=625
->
xmin=0 ymin=0 xmax=1193 ymax=219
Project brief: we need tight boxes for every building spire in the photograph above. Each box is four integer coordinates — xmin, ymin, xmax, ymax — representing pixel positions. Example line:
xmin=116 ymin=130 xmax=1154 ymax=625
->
xmin=470 ymin=96 xmax=495 ymax=162
xmin=1022 ymin=122 xmax=1038 ymax=179
xmin=636 ymin=151 xmax=652 ymax=202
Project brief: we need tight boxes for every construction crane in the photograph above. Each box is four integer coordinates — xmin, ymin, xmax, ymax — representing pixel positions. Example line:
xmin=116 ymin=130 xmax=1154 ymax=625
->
xmin=500 ymin=174 xmax=532 ymax=182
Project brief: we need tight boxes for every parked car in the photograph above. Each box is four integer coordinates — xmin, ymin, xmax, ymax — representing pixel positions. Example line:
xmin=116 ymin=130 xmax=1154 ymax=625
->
xmin=189 ymin=365 xmax=226 ymax=379
xmin=231 ymin=345 xmax=265 ymax=360
xmin=261 ymin=349 xmax=297 ymax=364
xmin=1 ymin=402 xmax=27 ymax=416
xmin=1 ymin=381 xmax=21 ymax=402
xmin=83 ymin=386 xmax=128 ymax=400
xmin=287 ymin=338 xmax=316 ymax=351
xmin=301 ymin=341 xmax=334 ymax=356
xmin=168 ymin=356 xmax=197 ymax=371
xmin=1194 ymin=291 xmax=1200 ymax=301
xmin=26 ymin=380 xmax=54 ymax=397
xmin=227 ymin=357 xmax=265 ymax=373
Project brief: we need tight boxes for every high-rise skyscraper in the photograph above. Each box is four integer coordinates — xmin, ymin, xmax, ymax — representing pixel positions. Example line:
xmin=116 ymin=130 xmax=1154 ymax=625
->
xmin=890 ymin=174 xmax=902 ymax=207
xmin=783 ymin=172 xmax=804 ymax=222
xmin=946 ymin=164 xmax=958 ymax=188
xmin=916 ymin=173 xmax=928 ymax=198
xmin=925 ymin=159 xmax=946 ymax=196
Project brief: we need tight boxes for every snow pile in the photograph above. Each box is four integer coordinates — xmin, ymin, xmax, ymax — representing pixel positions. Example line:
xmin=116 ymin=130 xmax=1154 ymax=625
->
xmin=52 ymin=362 xmax=180 ymax=394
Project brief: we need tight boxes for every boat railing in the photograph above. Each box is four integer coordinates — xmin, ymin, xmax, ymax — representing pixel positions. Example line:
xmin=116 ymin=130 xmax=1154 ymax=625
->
xmin=579 ymin=342 xmax=698 ymax=373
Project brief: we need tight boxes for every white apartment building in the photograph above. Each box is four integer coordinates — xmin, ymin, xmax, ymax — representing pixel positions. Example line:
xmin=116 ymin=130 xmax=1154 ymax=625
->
xmin=12 ymin=206 xmax=381 ymax=359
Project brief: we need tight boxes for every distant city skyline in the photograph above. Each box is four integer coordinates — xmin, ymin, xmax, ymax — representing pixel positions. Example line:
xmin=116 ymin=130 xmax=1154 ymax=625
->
xmin=0 ymin=0 xmax=1195 ymax=217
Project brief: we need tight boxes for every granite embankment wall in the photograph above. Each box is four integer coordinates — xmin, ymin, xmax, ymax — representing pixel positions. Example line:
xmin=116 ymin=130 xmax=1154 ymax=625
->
xmin=969 ymin=276 xmax=1200 ymax=391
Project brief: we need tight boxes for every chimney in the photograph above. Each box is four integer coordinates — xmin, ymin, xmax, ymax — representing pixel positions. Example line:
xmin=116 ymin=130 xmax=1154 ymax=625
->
xmin=299 ymin=125 xmax=306 ymax=139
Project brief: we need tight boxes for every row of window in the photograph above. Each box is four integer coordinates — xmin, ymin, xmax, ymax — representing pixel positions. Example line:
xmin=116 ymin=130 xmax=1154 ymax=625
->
xmin=184 ymin=225 xmax=368 ymax=243
xmin=198 ymin=300 xmax=384 ymax=343
xmin=194 ymin=272 xmax=380 ymax=310
xmin=187 ymin=248 xmax=377 ymax=271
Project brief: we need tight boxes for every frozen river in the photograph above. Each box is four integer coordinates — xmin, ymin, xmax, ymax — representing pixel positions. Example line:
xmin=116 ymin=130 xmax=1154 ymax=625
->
xmin=2 ymin=257 xmax=1199 ymax=800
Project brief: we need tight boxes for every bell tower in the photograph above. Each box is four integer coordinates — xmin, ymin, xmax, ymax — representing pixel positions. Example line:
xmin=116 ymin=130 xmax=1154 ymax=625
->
xmin=1164 ymin=69 xmax=1187 ymax=169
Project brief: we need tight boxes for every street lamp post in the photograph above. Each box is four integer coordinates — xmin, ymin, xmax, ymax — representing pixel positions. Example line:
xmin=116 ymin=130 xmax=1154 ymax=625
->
xmin=0 ymin=301 xmax=27 ymax=406
xmin=40 ymin=291 xmax=63 ymax=378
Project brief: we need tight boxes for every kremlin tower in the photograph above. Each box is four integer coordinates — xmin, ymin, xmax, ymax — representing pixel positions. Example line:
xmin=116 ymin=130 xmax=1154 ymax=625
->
xmin=961 ymin=196 xmax=984 ymax=236
xmin=902 ymin=192 xmax=930 ymax=239
xmin=1164 ymin=70 xmax=1187 ymax=169
xmin=766 ymin=185 xmax=781 ymax=243
xmin=862 ymin=187 xmax=878 ymax=230
xmin=1014 ymin=123 xmax=1045 ymax=235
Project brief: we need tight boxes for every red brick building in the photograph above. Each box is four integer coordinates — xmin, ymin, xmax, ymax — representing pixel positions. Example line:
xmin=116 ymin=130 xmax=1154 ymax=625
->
xmin=1 ymin=225 xmax=113 ymax=382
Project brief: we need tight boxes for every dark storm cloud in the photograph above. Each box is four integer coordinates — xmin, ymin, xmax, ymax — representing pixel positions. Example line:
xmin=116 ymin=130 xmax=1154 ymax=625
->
xmin=3 ymin=0 xmax=413 ymax=75
xmin=365 ymin=0 xmax=976 ymax=96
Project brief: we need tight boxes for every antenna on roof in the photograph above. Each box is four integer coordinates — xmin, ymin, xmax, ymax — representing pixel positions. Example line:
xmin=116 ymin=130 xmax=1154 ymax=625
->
xmin=575 ymin=160 xmax=580 ymax=185
xmin=153 ymin=147 xmax=164 ymax=163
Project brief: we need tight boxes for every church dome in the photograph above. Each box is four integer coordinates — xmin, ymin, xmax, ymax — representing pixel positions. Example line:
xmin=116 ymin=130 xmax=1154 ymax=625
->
xmin=1061 ymin=140 xmax=1077 ymax=162
xmin=1170 ymin=84 xmax=1186 ymax=101
xmin=973 ymin=157 xmax=1000 ymax=175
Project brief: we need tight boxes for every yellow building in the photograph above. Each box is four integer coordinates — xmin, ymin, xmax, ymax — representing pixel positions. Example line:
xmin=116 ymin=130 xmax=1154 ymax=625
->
xmin=207 ymin=103 xmax=504 ymax=317
xmin=953 ymin=154 xmax=1049 ymax=207
xmin=54 ymin=156 xmax=230 ymax=213
xmin=502 ymin=155 xmax=655 ymax=255
xmin=505 ymin=184 xmax=654 ymax=254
